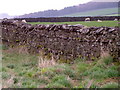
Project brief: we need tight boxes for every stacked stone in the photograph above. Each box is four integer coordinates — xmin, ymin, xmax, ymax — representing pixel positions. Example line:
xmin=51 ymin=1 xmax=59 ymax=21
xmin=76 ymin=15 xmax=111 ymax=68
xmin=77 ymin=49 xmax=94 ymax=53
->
xmin=1 ymin=19 xmax=120 ymax=62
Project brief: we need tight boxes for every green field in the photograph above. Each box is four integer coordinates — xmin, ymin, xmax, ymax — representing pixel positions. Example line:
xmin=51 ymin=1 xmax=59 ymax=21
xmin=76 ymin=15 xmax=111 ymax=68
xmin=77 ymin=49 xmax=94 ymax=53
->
xmin=2 ymin=46 xmax=119 ymax=88
xmin=106 ymin=14 xmax=120 ymax=16
xmin=63 ymin=8 xmax=119 ymax=17
xmin=29 ymin=21 xmax=119 ymax=27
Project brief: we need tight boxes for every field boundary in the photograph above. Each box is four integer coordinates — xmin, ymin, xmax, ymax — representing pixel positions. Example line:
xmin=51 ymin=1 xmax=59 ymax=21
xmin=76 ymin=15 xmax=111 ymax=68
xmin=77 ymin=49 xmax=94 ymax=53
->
xmin=14 ymin=16 xmax=120 ymax=22
xmin=1 ymin=19 xmax=120 ymax=62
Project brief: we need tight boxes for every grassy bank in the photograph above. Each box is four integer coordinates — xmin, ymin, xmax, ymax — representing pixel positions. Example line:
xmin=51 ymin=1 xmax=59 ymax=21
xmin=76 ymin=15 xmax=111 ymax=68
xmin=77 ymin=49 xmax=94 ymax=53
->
xmin=28 ymin=21 xmax=119 ymax=27
xmin=2 ymin=46 xmax=119 ymax=88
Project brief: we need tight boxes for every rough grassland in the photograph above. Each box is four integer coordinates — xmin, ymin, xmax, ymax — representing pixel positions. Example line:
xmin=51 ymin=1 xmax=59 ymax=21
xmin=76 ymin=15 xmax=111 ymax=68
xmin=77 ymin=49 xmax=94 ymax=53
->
xmin=28 ymin=21 xmax=119 ymax=27
xmin=1 ymin=46 xmax=119 ymax=88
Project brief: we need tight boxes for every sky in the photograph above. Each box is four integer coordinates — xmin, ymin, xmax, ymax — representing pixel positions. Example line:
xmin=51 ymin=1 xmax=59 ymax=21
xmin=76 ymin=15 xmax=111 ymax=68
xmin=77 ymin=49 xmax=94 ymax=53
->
xmin=0 ymin=0 xmax=93 ymax=16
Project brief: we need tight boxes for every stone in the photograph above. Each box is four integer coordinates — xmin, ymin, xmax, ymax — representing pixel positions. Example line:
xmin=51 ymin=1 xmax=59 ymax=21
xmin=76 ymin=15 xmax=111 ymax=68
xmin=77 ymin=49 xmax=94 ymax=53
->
xmin=108 ymin=28 xmax=115 ymax=32
xmin=1 ymin=19 xmax=119 ymax=62
xmin=96 ymin=28 xmax=104 ymax=33
xmin=81 ymin=29 xmax=90 ymax=34
xmin=116 ymin=42 xmax=120 ymax=46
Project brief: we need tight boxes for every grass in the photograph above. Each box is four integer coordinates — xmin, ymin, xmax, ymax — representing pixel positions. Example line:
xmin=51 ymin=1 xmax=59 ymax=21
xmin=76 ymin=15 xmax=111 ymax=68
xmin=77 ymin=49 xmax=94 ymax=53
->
xmin=63 ymin=8 xmax=119 ymax=17
xmin=2 ymin=46 xmax=119 ymax=88
xmin=46 ymin=75 xmax=72 ymax=88
xmin=106 ymin=14 xmax=120 ymax=16
xmin=28 ymin=21 xmax=119 ymax=27
xmin=101 ymin=82 xmax=119 ymax=88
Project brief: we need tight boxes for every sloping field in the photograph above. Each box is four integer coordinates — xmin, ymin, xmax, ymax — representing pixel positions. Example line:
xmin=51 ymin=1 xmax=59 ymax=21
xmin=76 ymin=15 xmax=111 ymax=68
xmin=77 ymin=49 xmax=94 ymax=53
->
xmin=63 ymin=8 xmax=118 ymax=17
xmin=106 ymin=14 xmax=120 ymax=16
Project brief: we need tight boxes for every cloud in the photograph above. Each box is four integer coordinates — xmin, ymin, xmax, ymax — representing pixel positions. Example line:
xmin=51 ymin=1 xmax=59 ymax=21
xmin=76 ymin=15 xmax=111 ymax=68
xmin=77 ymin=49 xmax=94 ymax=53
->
xmin=0 ymin=0 xmax=92 ymax=15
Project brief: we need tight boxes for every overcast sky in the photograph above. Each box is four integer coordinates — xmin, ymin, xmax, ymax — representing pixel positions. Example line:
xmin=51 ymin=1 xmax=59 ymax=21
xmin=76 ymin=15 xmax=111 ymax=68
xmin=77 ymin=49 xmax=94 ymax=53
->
xmin=0 ymin=0 xmax=93 ymax=16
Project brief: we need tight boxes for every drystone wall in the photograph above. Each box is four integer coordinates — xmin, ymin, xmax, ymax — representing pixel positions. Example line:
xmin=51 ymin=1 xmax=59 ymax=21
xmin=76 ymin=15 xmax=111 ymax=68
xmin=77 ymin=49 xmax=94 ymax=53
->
xmin=1 ymin=20 xmax=120 ymax=62
xmin=14 ymin=16 xmax=120 ymax=22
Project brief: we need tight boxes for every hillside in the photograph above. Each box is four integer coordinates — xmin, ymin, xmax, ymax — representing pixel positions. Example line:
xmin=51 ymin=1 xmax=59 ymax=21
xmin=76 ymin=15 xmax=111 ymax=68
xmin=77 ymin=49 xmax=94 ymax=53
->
xmin=63 ymin=8 xmax=119 ymax=17
xmin=18 ymin=2 xmax=118 ymax=18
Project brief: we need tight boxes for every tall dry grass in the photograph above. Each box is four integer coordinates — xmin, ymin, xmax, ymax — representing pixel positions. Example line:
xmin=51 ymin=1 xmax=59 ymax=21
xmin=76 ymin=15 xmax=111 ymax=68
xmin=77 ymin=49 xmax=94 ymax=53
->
xmin=38 ymin=51 xmax=57 ymax=68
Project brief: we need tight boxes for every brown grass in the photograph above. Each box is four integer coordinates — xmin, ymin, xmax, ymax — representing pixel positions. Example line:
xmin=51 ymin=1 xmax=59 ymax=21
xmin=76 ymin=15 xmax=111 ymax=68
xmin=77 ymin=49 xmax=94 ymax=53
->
xmin=100 ymin=47 xmax=110 ymax=58
xmin=3 ymin=45 xmax=29 ymax=54
xmin=38 ymin=52 xmax=57 ymax=68
xmin=101 ymin=51 xmax=110 ymax=58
